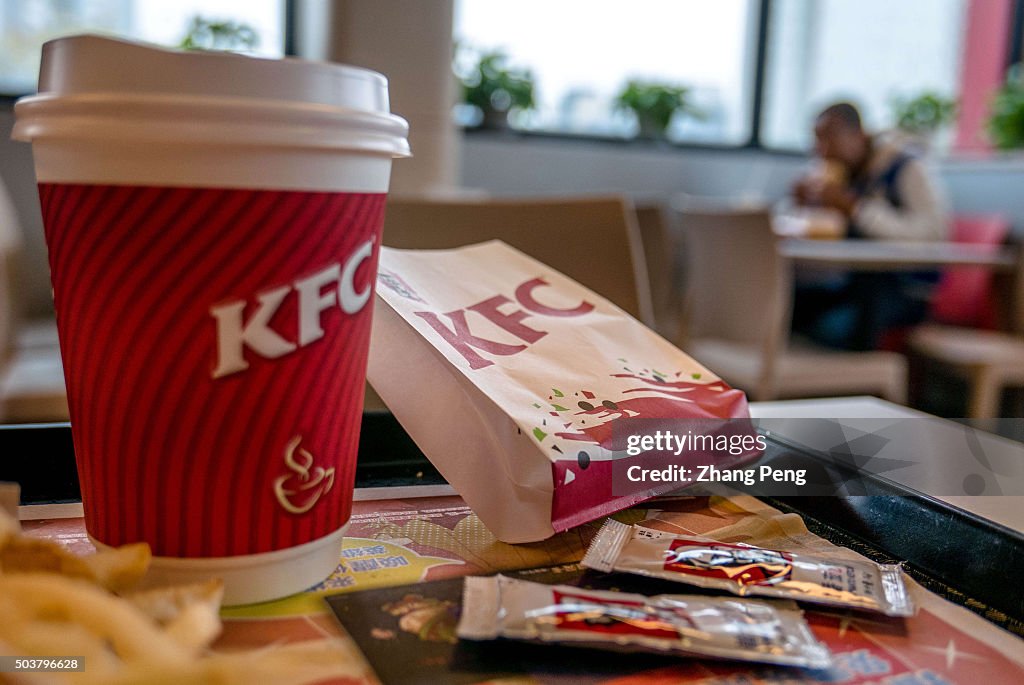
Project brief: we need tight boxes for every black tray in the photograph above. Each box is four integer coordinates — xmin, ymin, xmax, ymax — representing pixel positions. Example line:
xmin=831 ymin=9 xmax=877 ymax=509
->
xmin=2 ymin=411 xmax=1022 ymax=636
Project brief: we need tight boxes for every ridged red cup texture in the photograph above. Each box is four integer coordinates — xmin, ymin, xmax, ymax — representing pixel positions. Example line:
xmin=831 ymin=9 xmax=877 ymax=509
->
xmin=39 ymin=182 xmax=386 ymax=557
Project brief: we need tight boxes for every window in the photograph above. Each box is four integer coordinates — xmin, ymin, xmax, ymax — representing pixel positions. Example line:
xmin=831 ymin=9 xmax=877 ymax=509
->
xmin=454 ymin=0 xmax=759 ymax=145
xmin=760 ymin=0 xmax=968 ymax=149
xmin=0 ymin=0 xmax=286 ymax=95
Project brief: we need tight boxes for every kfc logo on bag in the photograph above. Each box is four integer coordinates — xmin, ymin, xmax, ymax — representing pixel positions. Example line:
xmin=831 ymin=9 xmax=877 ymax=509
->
xmin=210 ymin=238 xmax=375 ymax=378
xmin=414 ymin=277 xmax=595 ymax=370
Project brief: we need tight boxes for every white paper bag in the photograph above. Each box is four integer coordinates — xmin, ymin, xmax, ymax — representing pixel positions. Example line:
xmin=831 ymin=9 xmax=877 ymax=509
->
xmin=367 ymin=241 xmax=751 ymax=542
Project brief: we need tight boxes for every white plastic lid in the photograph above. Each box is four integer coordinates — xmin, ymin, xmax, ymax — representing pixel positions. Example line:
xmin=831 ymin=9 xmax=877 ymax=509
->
xmin=14 ymin=34 xmax=410 ymax=158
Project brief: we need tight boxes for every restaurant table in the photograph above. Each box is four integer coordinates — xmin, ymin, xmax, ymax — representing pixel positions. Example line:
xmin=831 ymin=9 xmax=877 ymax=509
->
xmin=750 ymin=396 xmax=1024 ymax=534
xmin=4 ymin=402 xmax=1024 ymax=683
xmin=777 ymin=238 xmax=1019 ymax=272
xmin=779 ymin=238 xmax=1024 ymax=332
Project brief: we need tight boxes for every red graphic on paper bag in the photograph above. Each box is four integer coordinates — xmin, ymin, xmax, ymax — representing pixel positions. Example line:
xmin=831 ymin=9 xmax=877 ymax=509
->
xmin=38 ymin=183 xmax=387 ymax=557
xmin=554 ymin=371 xmax=745 ymax=449
xmin=663 ymin=538 xmax=793 ymax=586
xmin=541 ymin=363 xmax=753 ymax=533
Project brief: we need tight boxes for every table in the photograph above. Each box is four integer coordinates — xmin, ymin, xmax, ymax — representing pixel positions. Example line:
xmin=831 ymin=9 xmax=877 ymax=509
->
xmin=21 ymin=398 xmax=1020 ymax=532
xmin=751 ymin=396 xmax=1024 ymax=534
xmin=779 ymin=238 xmax=1024 ymax=334
xmin=14 ymin=487 xmax=1024 ymax=683
xmin=5 ymin=404 xmax=1024 ymax=682
xmin=778 ymin=238 xmax=1019 ymax=272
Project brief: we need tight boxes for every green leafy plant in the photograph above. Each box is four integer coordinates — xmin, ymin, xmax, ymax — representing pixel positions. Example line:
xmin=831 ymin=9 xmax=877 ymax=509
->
xmin=179 ymin=16 xmax=259 ymax=52
xmin=987 ymin=64 xmax=1024 ymax=150
xmin=458 ymin=50 xmax=535 ymax=128
xmin=891 ymin=92 xmax=957 ymax=135
xmin=614 ymin=81 xmax=701 ymax=138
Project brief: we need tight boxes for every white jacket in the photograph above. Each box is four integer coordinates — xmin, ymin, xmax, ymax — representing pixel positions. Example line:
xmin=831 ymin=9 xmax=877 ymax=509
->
xmin=852 ymin=137 xmax=951 ymax=242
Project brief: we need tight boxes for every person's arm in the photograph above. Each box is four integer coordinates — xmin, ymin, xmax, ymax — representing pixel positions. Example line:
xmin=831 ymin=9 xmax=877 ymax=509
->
xmin=852 ymin=160 xmax=950 ymax=241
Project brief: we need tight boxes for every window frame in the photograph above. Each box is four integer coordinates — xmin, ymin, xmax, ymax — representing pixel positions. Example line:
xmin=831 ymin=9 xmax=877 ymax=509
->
xmin=463 ymin=0 xmax=1024 ymax=155
xmin=0 ymin=0 xmax=297 ymax=103
xmin=1011 ymin=0 xmax=1024 ymax=66
xmin=4 ymin=1 xmax=1022 ymax=151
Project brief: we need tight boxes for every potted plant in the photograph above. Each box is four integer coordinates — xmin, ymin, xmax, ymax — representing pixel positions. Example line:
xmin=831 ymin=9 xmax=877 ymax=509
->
xmin=892 ymin=92 xmax=957 ymax=135
xmin=987 ymin=64 xmax=1024 ymax=150
xmin=458 ymin=50 xmax=535 ymax=130
xmin=179 ymin=16 xmax=259 ymax=51
xmin=890 ymin=91 xmax=956 ymax=151
xmin=614 ymin=80 xmax=701 ymax=139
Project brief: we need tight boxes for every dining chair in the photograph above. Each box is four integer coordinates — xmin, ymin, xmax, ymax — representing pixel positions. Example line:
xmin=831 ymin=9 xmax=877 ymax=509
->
xmin=0 ymin=180 xmax=69 ymax=423
xmin=677 ymin=205 xmax=907 ymax=403
xmin=633 ymin=200 xmax=683 ymax=343
xmin=908 ymin=238 xmax=1024 ymax=419
xmin=875 ymin=215 xmax=1010 ymax=354
xmin=0 ymin=178 xmax=20 ymax=364
xmin=381 ymin=194 xmax=656 ymax=327
xmin=928 ymin=215 xmax=1011 ymax=329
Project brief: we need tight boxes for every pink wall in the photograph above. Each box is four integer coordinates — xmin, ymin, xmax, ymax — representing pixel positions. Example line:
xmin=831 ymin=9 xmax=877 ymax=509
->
xmin=955 ymin=0 xmax=1015 ymax=151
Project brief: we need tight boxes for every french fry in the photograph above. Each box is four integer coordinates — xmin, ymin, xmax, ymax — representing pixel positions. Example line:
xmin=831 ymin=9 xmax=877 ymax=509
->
xmin=0 ymin=574 xmax=193 ymax=667
xmin=126 ymin=579 xmax=224 ymax=653
xmin=90 ymin=639 xmax=369 ymax=685
xmin=0 ymin=504 xmax=19 ymax=548
xmin=0 ymin=537 xmax=150 ymax=592
xmin=0 ymin=483 xmax=18 ymax=518
xmin=75 ymin=543 xmax=151 ymax=592
xmin=0 ymin=635 xmax=54 ymax=685
xmin=1 ymin=537 xmax=96 ymax=578
xmin=1 ymin=502 xmax=360 ymax=684
xmin=125 ymin=578 xmax=223 ymax=625
xmin=3 ymin=620 xmax=121 ymax=676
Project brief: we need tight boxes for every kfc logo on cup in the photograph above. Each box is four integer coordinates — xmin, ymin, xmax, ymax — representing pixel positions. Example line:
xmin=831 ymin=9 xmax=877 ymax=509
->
xmin=210 ymin=238 xmax=375 ymax=378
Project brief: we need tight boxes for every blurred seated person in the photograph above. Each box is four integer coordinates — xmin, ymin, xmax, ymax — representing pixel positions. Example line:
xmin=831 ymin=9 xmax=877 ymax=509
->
xmin=789 ymin=102 xmax=950 ymax=351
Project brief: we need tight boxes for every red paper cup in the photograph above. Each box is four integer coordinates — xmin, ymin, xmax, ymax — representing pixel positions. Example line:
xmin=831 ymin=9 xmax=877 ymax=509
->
xmin=12 ymin=35 xmax=410 ymax=604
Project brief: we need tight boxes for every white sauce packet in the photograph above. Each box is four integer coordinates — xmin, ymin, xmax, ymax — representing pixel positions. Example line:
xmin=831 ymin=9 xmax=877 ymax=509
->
xmin=582 ymin=520 xmax=914 ymax=617
xmin=458 ymin=574 xmax=832 ymax=669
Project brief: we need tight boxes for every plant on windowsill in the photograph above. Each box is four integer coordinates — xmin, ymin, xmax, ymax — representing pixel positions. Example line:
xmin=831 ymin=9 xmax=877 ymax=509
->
xmin=614 ymin=80 xmax=702 ymax=140
xmin=987 ymin=64 xmax=1024 ymax=151
xmin=890 ymin=91 xmax=957 ymax=151
xmin=179 ymin=15 xmax=259 ymax=52
xmin=459 ymin=50 xmax=535 ymax=130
